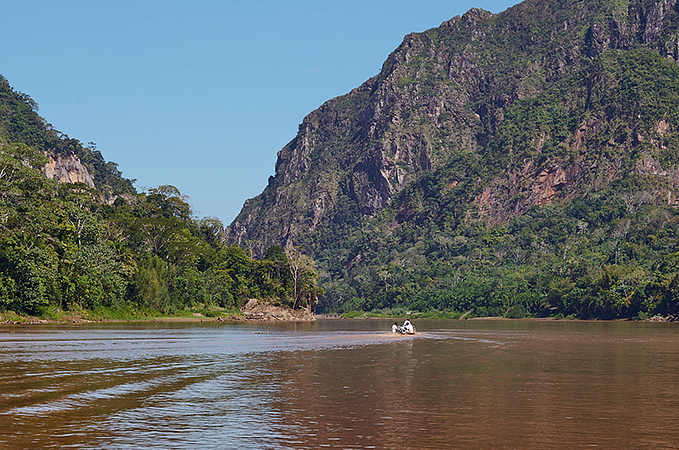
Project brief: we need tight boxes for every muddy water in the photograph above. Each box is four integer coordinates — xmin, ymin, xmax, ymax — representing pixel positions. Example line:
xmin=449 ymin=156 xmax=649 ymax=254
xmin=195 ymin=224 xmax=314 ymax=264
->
xmin=1 ymin=319 xmax=679 ymax=449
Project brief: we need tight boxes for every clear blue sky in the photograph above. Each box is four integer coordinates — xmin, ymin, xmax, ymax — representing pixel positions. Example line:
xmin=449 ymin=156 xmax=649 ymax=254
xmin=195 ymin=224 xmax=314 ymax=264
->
xmin=2 ymin=0 xmax=519 ymax=224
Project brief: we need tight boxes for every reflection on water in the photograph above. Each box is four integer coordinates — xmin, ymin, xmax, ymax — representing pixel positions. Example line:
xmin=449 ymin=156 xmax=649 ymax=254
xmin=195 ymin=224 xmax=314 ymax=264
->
xmin=1 ymin=320 xmax=679 ymax=449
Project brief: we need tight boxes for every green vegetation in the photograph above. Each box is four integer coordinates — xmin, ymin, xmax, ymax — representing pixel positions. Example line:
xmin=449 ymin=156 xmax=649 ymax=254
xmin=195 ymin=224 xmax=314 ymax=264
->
xmin=0 ymin=76 xmax=321 ymax=320
xmin=321 ymin=192 xmax=679 ymax=320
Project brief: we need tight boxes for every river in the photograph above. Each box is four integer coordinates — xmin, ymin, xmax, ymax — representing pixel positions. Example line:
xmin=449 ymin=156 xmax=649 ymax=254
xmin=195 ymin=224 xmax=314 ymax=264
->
xmin=1 ymin=319 xmax=678 ymax=449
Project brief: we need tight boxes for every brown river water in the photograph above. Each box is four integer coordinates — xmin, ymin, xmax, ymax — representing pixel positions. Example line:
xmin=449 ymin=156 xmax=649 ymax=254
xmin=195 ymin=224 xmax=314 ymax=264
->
xmin=1 ymin=319 xmax=679 ymax=449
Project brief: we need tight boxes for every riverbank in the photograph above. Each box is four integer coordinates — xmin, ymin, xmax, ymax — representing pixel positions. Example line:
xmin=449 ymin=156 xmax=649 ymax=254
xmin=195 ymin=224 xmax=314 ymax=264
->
xmin=320 ymin=311 xmax=679 ymax=323
xmin=3 ymin=307 xmax=677 ymax=325
xmin=336 ymin=310 xmax=467 ymax=320
xmin=1 ymin=300 xmax=317 ymax=325
xmin=0 ymin=310 xmax=231 ymax=325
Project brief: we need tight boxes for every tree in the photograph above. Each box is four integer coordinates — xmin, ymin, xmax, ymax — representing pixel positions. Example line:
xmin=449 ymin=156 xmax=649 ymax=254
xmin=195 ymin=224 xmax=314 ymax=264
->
xmin=0 ymin=143 xmax=49 ymax=200
xmin=285 ymin=246 xmax=320 ymax=310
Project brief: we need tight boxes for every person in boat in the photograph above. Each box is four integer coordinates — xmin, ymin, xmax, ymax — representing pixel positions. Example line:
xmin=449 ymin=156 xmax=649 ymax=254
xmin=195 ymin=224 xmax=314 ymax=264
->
xmin=392 ymin=322 xmax=399 ymax=333
xmin=402 ymin=319 xmax=414 ymax=334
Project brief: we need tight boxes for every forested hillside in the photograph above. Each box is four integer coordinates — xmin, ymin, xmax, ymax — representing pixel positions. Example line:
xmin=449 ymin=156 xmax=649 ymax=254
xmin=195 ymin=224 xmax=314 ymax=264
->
xmin=227 ymin=0 xmax=679 ymax=319
xmin=0 ymin=75 xmax=321 ymax=318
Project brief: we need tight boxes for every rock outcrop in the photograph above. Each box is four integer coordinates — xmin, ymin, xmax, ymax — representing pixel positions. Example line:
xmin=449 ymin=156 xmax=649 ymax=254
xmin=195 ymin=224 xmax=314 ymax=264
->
xmin=241 ymin=299 xmax=316 ymax=322
xmin=42 ymin=152 xmax=95 ymax=188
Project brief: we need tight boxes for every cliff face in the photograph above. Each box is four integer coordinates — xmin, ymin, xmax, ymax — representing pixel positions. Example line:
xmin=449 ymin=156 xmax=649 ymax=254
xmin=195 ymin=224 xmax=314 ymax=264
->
xmin=42 ymin=152 xmax=95 ymax=188
xmin=226 ymin=0 xmax=679 ymax=257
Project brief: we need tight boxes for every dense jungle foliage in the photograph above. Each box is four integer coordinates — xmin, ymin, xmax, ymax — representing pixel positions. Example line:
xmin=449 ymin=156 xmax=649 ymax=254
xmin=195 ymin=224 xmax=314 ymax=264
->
xmin=0 ymin=76 xmax=320 ymax=317
xmin=319 ymin=191 xmax=679 ymax=320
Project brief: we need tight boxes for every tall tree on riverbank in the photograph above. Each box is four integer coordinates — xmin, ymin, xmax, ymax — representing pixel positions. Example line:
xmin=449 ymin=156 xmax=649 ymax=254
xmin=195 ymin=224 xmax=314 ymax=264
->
xmin=285 ymin=246 xmax=321 ymax=310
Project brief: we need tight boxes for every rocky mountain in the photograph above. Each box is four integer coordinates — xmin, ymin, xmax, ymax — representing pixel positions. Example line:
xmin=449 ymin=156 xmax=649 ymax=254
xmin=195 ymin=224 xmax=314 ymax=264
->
xmin=227 ymin=0 xmax=679 ymax=247
xmin=225 ymin=0 xmax=679 ymax=317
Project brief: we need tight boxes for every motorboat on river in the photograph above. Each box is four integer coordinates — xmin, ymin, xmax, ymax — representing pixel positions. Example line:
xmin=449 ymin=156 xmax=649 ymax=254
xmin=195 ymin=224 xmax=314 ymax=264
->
xmin=392 ymin=319 xmax=415 ymax=335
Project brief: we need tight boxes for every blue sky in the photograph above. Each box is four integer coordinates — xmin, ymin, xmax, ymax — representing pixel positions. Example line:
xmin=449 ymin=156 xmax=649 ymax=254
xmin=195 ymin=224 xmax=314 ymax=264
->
xmin=2 ymin=0 xmax=519 ymax=224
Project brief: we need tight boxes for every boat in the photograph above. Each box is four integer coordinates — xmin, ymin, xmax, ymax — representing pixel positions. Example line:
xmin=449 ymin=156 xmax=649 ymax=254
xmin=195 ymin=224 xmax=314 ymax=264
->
xmin=392 ymin=320 xmax=415 ymax=335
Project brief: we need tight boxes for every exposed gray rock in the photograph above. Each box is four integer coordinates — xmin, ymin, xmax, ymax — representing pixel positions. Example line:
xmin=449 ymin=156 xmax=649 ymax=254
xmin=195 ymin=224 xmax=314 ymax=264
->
xmin=42 ymin=152 xmax=95 ymax=188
